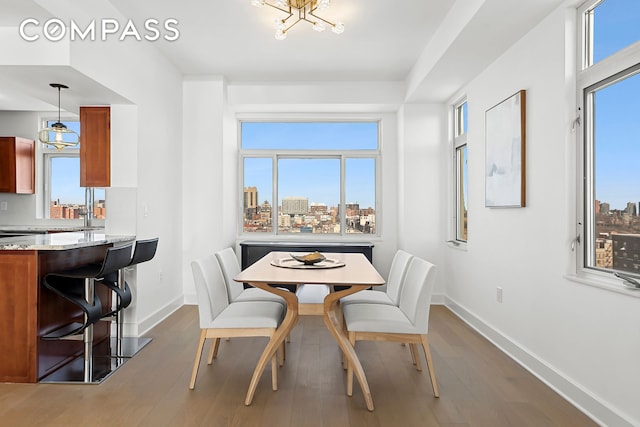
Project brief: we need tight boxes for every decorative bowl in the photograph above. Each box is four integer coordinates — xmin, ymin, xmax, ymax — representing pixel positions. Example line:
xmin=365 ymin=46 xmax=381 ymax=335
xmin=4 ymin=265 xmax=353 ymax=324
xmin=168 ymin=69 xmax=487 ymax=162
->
xmin=290 ymin=251 xmax=326 ymax=265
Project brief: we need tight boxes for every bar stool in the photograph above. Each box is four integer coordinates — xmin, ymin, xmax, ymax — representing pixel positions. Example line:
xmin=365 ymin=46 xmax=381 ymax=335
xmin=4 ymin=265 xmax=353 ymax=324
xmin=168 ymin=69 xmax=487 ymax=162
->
xmin=96 ymin=237 xmax=159 ymax=357
xmin=42 ymin=243 xmax=133 ymax=382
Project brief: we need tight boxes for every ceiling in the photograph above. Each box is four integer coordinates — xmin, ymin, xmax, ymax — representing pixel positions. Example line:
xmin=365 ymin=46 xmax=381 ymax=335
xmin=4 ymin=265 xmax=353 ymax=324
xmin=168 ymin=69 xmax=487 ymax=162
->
xmin=0 ymin=0 xmax=566 ymax=111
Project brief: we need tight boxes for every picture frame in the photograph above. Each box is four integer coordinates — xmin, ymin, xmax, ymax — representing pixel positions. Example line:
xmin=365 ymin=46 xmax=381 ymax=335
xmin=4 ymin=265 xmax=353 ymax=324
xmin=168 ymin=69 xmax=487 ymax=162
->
xmin=485 ymin=89 xmax=526 ymax=208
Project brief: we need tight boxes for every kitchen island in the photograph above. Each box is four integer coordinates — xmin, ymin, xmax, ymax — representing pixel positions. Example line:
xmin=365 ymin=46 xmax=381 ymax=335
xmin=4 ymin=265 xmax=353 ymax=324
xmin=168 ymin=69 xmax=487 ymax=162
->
xmin=0 ymin=232 xmax=134 ymax=383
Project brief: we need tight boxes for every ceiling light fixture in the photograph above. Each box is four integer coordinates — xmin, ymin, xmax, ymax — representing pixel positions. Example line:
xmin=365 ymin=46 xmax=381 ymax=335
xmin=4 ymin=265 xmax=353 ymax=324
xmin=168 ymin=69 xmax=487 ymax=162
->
xmin=39 ymin=83 xmax=79 ymax=151
xmin=251 ymin=0 xmax=344 ymax=40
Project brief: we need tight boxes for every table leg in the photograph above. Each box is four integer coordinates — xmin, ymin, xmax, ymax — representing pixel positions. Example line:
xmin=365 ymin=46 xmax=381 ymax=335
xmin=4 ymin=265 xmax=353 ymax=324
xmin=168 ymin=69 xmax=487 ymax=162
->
xmin=323 ymin=285 xmax=375 ymax=411
xmin=244 ymin=283 xmax=299 ymax=406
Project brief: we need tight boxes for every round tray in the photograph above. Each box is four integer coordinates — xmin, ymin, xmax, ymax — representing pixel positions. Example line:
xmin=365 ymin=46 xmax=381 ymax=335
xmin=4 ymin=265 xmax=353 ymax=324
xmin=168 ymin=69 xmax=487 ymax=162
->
xmin=270 ymin=257 xmax=345 ymax=269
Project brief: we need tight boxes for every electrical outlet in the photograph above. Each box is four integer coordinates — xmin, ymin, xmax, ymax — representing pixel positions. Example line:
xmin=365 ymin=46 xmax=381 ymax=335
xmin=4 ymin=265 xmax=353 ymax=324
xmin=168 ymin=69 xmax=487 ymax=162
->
xmin=496 ymin=287 xmax=503 ymax=303
xmin=0 ymin=201 xmax=7 ymax=211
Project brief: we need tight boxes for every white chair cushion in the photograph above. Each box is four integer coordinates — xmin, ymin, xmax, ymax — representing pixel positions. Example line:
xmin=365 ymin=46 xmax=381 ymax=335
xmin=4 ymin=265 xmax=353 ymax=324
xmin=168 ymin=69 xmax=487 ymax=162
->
xmin=340 ymin=289 xmax=394 ymax=306
xmin=236 ymin=287 xmax=287 ymax=306
xmin=209 ymin=300 xmax=284 ymax=329
xmin=343 ymin=303 xmax=420 ymax=335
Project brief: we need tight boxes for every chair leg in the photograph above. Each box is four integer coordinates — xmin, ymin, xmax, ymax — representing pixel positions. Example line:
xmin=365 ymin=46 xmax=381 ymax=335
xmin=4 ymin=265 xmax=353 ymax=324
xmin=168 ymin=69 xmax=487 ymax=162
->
xmin=278 ymin=340 xmax=286 ymax=367
xmin=207 ymin=338 xmax=220 ymax=364
xmin=409 ymin=343 xmax=422 ymax=371
xmin=420 ymin=334 xmax=439 ymax=397
xmin=189 ymin=329 xmax=207 ymax=389
xmin=346 ymin=331 xmax=356 ymax=396
xmin=341 ymin=313 xmax=348 ymax=370
xmin=271 ymin=353 xmax=278 ymax=391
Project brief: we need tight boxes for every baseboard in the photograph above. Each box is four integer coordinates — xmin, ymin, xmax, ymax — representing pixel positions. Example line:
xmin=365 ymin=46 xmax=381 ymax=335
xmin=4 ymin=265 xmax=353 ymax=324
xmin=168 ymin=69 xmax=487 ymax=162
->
xmin=444 ymin=296 xmax=635 ymax=427
xmin=431 ymin=292 xmax=445 ymax=305
xmin=124 ymin=295 xmax=184 ymax=337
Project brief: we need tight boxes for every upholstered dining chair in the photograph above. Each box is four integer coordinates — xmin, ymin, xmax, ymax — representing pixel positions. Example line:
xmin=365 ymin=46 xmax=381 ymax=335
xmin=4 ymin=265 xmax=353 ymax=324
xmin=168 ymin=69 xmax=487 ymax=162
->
xmin=189 ymin=254 xmax=285 ymax=392
xmin=340 ymin=249 xmax=413 ymax=307
xmin=342 ymin=256 xmax=439 ymax=398
xmin=339 ymin=249 xmax=419 ymax=365
xmin=215 ymin=247 xmax=287 ymax=308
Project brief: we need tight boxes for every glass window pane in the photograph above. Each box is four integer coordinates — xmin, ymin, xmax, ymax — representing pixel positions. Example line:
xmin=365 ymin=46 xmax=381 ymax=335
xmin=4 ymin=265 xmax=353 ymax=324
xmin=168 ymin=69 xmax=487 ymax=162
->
xmin=456 ymin=145 xmax=468 ymax=241
xmin=455 ymin=102 xmax=468 ymax=137
xmin=49 ymin=158 xmax=107 ymax=220
xmin=241 ymin=122 xmax=378 ymax=150
xmin=345 ymin=158 xmax=376 ymax=234
xmin=244 ymin=158 xmax=273 ymax=233
xmin=591 ymin=0 xmax=640 ymax=65
xmin=277 ymin=158 xmax=340 ymax=234
xmin=94 ymin=189 xmax=106 ymax=219
xmin=590 ymin=70 xmax=640 ymax=273
xmin=49 ymin=157 xmax=83 ymax=219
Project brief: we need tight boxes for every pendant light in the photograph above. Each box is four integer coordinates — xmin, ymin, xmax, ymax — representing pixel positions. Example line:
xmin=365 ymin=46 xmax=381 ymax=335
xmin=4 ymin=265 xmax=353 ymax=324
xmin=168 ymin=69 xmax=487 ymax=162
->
xmin=39 ymin=83 xmax=80 ymax=151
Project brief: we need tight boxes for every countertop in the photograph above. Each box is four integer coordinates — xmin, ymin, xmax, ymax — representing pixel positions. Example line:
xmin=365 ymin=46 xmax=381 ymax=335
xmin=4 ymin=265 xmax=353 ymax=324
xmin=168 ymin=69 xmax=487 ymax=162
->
xmin=0 ymin=231 xmax=135 ymax=251
xmin=0 ymin=225 xmax=103 ymax=233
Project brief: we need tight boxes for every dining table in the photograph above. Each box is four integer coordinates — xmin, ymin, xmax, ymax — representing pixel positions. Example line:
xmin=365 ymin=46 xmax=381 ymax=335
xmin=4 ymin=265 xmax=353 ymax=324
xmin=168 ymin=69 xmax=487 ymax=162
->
xmin=234 ymin=251 xmax=386 ymax=411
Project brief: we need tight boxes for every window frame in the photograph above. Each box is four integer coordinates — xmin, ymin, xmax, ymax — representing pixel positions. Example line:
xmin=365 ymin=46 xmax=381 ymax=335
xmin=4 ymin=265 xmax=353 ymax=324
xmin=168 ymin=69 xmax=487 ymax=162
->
xmin=451 ymin=98 xmax=468 ymax=245
xmin=576 ymin=0 xmax=640 ymax=284
xmin=238 ymin=118 xmax=381 ymax=239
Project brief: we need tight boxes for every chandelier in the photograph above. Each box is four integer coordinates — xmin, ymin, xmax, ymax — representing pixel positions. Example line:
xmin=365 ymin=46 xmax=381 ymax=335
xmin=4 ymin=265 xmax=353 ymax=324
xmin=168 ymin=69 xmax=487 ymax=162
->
xmin=251 ymin=0 xmax=344 ymax=40
xmin=38 ymin=83 xmax=80 ymax=151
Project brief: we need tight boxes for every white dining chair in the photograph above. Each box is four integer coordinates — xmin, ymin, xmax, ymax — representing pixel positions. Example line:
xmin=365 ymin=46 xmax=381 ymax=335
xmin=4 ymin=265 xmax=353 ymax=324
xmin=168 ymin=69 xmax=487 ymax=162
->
xmin=339 ymin=249 xmax=413 ymax=307
xmin=215 ymin=247 xmax=287 ymax=308
xmin=342 ymin=256 xmax=439 ymax=398
xmin=189 ymin=254 xmax=285 ymax=392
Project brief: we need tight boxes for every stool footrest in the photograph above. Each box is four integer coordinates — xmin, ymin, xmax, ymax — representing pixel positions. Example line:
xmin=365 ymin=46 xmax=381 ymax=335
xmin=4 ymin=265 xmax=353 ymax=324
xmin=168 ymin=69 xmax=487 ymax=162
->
xmin=42 ymin=322 xmax=85 ymax=340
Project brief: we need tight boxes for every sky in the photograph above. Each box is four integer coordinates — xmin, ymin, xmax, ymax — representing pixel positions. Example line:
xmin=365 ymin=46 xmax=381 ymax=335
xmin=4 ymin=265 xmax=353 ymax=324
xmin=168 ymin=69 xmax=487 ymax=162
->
xmin=242 ymin=122 xmax=378 ymax=209
xmin=592 ymin=0 xmax=640 ymax=210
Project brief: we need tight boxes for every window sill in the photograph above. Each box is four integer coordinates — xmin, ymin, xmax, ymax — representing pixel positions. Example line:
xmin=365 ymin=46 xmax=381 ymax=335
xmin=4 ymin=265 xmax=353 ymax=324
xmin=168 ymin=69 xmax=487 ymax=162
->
xmin=564 ymin=273 xmax=640 ymax=298
xmin=446 ymin=240 xmax=468 ymax=251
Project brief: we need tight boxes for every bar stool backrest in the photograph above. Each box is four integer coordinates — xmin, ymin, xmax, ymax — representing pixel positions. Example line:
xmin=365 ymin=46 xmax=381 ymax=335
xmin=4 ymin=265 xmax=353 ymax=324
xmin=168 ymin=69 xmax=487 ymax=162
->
xmin=129 ymin=238 xmax=159 ymax=266
xmin=98 ymin=244 xmax=134 ymax=277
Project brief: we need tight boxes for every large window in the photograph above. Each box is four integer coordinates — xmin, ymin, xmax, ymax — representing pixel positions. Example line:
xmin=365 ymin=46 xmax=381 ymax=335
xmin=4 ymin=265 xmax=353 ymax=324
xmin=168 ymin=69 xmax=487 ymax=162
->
xmin=453 ymin=100 xmax=468 ymax=243
xmin=42 ymin=119 xmax=106 ymax=220
xmin=240 ymin=121 xmax=379 ymax=236
xmin=578 ymin=0 xmax=640 ymax=278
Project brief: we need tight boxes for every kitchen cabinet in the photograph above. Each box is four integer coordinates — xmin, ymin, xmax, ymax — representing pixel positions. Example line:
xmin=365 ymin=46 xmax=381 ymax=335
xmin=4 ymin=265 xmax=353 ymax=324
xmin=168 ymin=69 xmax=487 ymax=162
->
xmin=0 ymin=136 xmax=35 ymax=194
xmin=80 ymin=106 xmax=110 ymax=187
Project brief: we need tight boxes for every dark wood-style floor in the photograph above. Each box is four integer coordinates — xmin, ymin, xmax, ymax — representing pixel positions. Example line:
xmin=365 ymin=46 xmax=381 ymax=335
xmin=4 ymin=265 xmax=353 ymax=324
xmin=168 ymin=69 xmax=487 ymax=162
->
xmin=0 ymin=305 xmax=596 ymax=427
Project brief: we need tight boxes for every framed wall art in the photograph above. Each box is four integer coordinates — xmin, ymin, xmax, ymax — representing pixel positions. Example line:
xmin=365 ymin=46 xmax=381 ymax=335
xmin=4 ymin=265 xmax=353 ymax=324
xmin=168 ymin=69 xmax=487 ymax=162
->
xmin=485 ymin=89 xmax=526 ymax=208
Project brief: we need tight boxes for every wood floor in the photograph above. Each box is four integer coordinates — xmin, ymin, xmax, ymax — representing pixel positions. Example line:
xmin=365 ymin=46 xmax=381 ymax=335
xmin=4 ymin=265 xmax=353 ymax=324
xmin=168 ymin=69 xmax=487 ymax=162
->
xmin=0 ymin=305 xmax=597 ymax=427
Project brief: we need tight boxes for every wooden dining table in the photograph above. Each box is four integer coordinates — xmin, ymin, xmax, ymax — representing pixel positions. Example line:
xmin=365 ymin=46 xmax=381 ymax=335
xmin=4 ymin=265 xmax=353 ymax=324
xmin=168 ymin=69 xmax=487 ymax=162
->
xmin=234 ymin=251 xmax=385 ymax=411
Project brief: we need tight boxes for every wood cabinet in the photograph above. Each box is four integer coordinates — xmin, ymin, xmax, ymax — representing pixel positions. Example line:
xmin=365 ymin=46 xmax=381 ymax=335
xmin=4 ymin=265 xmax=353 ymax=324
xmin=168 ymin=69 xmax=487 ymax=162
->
xmin=80 ymin=106 xmax=110 ymax=187
xmin=0 ymin=137 xmax=35 ymax=194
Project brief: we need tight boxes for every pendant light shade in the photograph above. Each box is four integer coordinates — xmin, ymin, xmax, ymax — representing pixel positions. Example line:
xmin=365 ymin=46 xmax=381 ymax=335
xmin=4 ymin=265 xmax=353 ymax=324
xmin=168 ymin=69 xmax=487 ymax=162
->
xmin=39 ymin=83 xmax=80 ymax=151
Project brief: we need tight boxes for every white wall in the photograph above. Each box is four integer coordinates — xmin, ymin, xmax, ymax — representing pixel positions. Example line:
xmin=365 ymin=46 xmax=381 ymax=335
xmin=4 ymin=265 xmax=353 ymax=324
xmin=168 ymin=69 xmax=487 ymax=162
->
xmin=397 ymin=104 xmax=447 ymax=300
xmin=181 ymin=78 xmax=229 ymax=302
xmin=0 ymin=111 xmax=41 ymax=224
xmin=429 ymin=4 xmax=640 ymax=426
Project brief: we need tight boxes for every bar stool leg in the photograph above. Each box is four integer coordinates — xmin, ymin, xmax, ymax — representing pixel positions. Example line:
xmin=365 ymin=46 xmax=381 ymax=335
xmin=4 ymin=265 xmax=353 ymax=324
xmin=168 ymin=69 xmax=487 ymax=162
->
xmin=116 ymin=268 xmax=126 ymax=357
xmin=83 ymin=277 xmax=94 ymax=383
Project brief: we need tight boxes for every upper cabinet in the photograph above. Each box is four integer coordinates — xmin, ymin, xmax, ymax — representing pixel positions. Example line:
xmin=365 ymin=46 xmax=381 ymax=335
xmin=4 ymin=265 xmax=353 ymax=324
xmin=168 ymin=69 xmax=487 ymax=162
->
xmin=80 ymin=106 xmax=110 ymax=187
xmin=0 ymin=137 xmax=35 ymax=194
